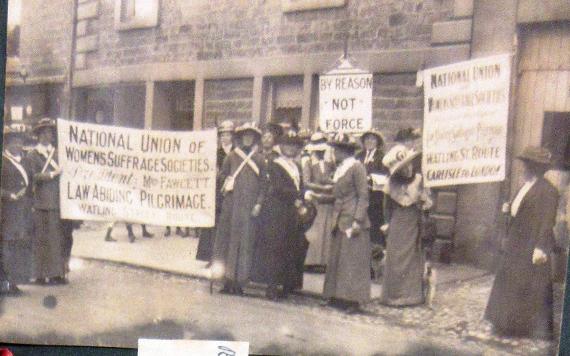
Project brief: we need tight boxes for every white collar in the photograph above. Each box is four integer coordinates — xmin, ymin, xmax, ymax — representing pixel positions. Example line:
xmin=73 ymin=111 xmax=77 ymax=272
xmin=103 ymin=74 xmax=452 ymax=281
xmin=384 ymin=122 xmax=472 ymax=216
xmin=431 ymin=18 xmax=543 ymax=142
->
xmin=333 ymin=157 xmax=358 ymax=183
xmin=222 ymin=144 xmax=232 ymax=154
xmin=364 ymin=148 xmax=376 ymax=164
xmin=274 ymin=156 xmax=300 ymax=190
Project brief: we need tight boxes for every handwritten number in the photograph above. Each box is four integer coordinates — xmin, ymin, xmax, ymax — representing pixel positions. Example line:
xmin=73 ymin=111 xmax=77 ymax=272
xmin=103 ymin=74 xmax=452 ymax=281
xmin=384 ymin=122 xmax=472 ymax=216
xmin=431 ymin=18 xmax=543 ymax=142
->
xmin=218 ymin=345 xmax=236 ymax=356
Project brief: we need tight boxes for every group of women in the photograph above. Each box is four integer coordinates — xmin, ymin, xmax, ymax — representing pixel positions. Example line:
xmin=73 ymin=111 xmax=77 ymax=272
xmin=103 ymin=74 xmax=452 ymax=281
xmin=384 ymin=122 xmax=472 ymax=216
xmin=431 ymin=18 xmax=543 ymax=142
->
xmin=1 ymin=118 xmax=73 ymax=296
xmin=206 ymin=120 xmax=432 ymax=314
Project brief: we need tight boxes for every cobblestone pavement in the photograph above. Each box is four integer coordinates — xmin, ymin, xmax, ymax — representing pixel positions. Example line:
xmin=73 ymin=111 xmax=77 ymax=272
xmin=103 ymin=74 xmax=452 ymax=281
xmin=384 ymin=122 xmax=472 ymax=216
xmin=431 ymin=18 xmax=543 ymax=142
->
xmin=280 ymin=274 xmax=560 ymax=356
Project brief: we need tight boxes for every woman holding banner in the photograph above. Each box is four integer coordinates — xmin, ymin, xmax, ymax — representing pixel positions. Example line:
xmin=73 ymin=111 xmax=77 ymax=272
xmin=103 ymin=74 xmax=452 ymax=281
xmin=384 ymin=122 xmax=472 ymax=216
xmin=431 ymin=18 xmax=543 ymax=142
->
xmin=28 ymin=118 xmax=69 ymax=285
xmin=211 ymin=122 xmax=266 ymax=295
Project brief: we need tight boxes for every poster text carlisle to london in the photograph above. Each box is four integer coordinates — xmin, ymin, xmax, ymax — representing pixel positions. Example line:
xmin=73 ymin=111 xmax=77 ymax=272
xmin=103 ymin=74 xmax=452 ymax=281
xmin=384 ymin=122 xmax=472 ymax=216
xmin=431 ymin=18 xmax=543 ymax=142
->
xmin=420 ymin=54 xmax=511 ymax=187
xmin=58 ymin=119 xmax=217 ymax=227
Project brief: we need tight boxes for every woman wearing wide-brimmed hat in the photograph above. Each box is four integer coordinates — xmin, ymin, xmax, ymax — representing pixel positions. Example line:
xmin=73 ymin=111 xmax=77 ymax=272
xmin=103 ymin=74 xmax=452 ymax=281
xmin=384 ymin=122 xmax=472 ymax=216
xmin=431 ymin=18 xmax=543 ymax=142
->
xmin=27 ymin=118 xmax=68 ymax=285
xmin=356 ymin=129 xmax=389 ymax=249
xmin=211 ymin=122 xmax=266 ymax=295
xmin=1 ymin=123 xmax=33 ymax=295
xmin=485 ymin=146 xmax=559 ymax=340
xmin=302 ymin=132 xmax=334 ymax=268
xmin=319 ymin=133 xmax=371 ymax=313
xmin=380 ymin=144 xmax=432 ymax=307
xmin=251 ymin=131 xmax=308 ymax=300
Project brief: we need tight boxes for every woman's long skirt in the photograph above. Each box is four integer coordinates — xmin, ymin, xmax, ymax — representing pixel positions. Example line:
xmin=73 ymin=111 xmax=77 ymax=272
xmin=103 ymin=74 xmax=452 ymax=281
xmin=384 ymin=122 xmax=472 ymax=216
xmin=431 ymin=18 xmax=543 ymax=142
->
xmin=381 ymin=205 xmax=424 ymax=306
xmin=32 ymin=209 xmax=67 ymax=279
xmin=323 ymin=229 xmax=371 ymax=303
xmin=304 ymin=203 xmax=334 ymax=266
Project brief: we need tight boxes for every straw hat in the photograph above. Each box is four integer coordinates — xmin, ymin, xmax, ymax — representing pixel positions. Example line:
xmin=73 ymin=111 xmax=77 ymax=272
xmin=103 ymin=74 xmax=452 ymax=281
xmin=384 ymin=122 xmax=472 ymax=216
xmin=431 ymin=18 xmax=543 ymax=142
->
xmin=305 ymin=132 xmax=328 ymax=151
xmin=382 ymin=144 xmax=421 ymax=175
xmin=517 ymin=146 xmax=552 ymax=166
xmin=235 ymin=122 xmax=262 ymax=137
xmin=218 ymin=120 xmax=235 ymax=134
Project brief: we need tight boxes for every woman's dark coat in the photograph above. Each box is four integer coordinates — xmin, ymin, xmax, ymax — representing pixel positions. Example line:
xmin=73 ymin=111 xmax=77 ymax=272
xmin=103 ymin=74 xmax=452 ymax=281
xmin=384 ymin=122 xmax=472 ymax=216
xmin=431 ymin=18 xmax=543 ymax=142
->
xmin=251 ymin=158 xmax=307 ymax=290
xmin=1 ymin=153 xmax=33 ymax=283
xmin=196 ymin=146 xmax=231 ymax=262
xmin=356 ymin=149 xmax=388 ymax=245
xmin=485 ymin=177 xmax=559 ymax=339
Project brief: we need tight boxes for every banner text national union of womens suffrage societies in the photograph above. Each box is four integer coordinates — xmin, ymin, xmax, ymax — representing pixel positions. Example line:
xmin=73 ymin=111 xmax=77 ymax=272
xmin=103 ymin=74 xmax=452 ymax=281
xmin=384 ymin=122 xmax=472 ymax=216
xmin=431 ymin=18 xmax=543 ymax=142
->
xmin=57 ymin=119 xmax=217 ymax=227
xmin=420 ymin=54 xmax=511 ymax=188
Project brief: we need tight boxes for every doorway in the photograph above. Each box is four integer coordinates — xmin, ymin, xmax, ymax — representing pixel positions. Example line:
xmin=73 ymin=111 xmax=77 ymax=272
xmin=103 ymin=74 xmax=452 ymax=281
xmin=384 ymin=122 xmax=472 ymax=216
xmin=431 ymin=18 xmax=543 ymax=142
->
xmin=542 ymin=112 xmax=570 ymax=167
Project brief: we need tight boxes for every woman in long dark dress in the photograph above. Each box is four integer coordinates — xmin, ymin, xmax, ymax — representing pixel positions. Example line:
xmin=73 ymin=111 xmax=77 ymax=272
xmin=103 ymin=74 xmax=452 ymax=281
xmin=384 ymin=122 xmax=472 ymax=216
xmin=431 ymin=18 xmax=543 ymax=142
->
xmin=211 ymin=122 xmax=266 ymax=295
xmin=318 ymin=133 xmax=371 ymax=314
xmin=1 ymin=124 xmax=33 ymax=294
xmin=251 ymin=131 xmax=306 ymax=300
xmin=196 ymin=120 xmax=234 ymax=264
xmin=355 ymin=129 xmax=388 ymax=247
xmin=380 ymin=144 xmax=432 ymax=307
xmin=27 ymin=118 xmax=69 ymax=285
xmin=485 ymin=146 xmax=559 ymax=340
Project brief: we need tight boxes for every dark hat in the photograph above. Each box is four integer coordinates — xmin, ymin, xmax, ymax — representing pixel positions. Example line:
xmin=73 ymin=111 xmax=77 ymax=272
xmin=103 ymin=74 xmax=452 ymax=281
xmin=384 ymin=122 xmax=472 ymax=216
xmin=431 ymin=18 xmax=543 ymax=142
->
xmin=395 ymin=127 xmax=421 ymax=142
xmin=328 ymin=132 xmax=359 ymax=150
xmin=278 ymin=131 xmax=304 ymax=147
xmin=235 ymin=122 xmax=262 ymax=137
xmin=263 ymin=122 xmax=284 ymax=138
xmin=360 ymin=129 xmax=385 ymax=145
xmin=3 ymin=122 xmax=28 ymax=142
xmin=517 ymin=146 xmax=552 ymax=166
xmin=33 ymin=117 xmax=57 ymax=134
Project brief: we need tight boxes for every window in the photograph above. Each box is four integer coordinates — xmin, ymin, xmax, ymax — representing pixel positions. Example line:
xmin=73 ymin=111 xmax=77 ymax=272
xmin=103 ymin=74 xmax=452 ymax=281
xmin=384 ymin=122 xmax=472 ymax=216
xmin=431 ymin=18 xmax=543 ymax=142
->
xmin=115 ymin=0 xmax=159 ymax=31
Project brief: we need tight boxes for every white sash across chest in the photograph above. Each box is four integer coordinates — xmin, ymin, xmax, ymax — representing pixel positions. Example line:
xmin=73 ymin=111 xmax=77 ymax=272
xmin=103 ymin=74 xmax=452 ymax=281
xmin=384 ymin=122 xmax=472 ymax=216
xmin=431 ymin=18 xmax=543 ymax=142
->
xmin=274 ymin=156 xmax=300 ymax=191
xmin=233 ymin=147 xmax=260 ymax=176
xmin=3 ymin=152 xmax=29 ymax=187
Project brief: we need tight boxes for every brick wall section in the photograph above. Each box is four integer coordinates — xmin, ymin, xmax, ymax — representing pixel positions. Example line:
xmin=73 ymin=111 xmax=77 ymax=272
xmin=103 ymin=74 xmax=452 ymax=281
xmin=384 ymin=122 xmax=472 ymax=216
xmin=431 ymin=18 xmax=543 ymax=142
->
xmin=203 ymin=78 xmax=254 ymax=128
xmin=85 ymin=0 xmax=454 ymax=69
xmin=372 ymin=73 xmax=423 ymax=142
xmin=19 ymin=0 xmax=73 ymax=79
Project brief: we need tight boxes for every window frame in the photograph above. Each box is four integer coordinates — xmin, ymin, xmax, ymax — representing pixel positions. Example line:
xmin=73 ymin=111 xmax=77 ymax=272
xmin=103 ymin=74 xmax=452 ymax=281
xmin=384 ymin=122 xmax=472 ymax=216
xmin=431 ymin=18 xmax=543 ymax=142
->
xmin=114 ymin=0 xmax=160 ymax=31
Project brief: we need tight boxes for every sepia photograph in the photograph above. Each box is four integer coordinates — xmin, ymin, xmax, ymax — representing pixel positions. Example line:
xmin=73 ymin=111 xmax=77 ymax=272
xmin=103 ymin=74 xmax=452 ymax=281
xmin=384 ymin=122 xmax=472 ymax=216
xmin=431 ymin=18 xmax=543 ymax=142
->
xmin=0 ymin=0 xmax=569 ymax=355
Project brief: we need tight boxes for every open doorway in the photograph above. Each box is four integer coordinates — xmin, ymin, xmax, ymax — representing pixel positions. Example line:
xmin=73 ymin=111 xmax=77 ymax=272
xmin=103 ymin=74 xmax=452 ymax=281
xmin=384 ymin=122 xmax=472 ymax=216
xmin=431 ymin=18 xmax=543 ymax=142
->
xmin=542 ymin=112 xmax=570 ymax=167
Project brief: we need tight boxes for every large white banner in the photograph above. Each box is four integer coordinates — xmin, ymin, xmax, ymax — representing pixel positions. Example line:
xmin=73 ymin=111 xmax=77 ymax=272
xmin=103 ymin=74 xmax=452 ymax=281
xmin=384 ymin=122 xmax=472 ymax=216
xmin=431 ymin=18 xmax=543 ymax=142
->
xmin=319 ymin=65 xmax=372 ymax=133
xmin=58 ymin=119 xmax=217 ymax=227
xmin=421 ymin=54 xmax=511 ymax=187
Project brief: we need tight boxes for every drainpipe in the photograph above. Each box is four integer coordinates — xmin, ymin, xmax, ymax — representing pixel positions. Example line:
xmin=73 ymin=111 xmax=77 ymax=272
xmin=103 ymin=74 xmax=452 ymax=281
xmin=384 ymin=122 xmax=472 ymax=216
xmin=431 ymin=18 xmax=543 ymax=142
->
xmin=65 ymin=0 xmax=78 ymax=120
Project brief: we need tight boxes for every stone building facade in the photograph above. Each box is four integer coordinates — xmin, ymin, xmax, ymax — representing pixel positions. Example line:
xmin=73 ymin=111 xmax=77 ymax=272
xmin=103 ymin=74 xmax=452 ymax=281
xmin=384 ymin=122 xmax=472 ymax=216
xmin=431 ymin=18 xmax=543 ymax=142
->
xmin=3 ymin=0 xmax=570 ymax=268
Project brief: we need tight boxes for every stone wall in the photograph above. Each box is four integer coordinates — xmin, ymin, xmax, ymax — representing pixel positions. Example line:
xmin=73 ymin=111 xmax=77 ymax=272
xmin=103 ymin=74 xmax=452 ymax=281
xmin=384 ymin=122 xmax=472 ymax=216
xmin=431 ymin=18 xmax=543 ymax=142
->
xmin=19 ymin=0 xmax=73 ymax=80
xmin=79 ymin=0 xmax=455 ymax=70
